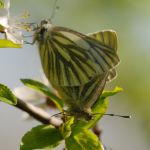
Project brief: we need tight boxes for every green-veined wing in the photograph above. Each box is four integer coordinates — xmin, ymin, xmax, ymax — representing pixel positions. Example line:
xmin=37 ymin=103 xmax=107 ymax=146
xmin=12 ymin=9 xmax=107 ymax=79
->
xmin=34 ymin=21 xmax=119 ymax=87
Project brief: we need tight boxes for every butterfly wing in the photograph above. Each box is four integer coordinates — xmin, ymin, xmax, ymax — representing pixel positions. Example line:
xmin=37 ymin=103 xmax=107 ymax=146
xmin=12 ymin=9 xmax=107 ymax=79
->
xmin=87 ymin=30 xmax=119 ymax=81
xmin=55 ymin=72 xmax=109 ymax=112
xmin=36 ymin=26 xmax=119 ymax=87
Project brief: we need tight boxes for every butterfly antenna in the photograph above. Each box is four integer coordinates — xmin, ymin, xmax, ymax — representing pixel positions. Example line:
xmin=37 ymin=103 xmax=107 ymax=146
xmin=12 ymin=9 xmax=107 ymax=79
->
xmin=104 ymin=113 xmax=131 ymax=118
xmin=50 ymin=110 xmax=68 ymax=118
xmin=50 ymin=0 xmax=60 ymax=21
xmin=92 ymin=113 xmax=131 ymax=119
xmin=50 ymin=112 xmax=64 ymax=118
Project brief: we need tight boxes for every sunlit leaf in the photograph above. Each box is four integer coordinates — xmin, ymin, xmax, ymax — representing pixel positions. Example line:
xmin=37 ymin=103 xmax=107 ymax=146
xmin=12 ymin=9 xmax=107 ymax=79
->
xmin=20 ymin=125 xmax=63 ymax=150
xmin=0 ymin=39 xmax=22 ymax=48
xmin=0 ymin=83 xmax=17 ymax=105
xmin=65 ymin=129 xmax=104 ymax=150
xmin=60 ymin=117 xmax=74 ymax=138
xmin=101 ymin=86 xmax=123 ymax=99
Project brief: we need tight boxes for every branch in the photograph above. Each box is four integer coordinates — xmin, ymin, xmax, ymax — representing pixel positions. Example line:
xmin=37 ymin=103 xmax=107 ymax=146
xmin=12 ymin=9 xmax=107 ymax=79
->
xmin=15 ymin=98 xmax=62 ymax=127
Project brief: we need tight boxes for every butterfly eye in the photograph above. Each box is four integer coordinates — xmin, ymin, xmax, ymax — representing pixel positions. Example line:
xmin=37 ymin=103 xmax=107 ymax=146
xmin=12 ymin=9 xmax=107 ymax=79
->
xmin=40 ymin=19 xmax=49 ymax=26
xmin=86 ymin=114 xmax=93 ymax=121
xmin=39 ymin=28 xmax=47 ymax=35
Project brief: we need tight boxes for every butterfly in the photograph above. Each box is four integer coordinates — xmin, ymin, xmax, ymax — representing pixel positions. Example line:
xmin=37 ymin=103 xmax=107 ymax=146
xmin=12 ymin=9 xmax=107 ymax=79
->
xmin=33 ymin=19 xmax=120 ymax=120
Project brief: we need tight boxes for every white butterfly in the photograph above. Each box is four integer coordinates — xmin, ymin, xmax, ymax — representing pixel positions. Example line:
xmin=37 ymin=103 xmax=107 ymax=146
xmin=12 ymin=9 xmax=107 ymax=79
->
xmin=33 ymin=19 xmax=120 ymax=120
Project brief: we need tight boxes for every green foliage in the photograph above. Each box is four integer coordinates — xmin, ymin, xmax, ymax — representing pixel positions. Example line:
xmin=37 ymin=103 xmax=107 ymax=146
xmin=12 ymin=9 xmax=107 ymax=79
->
xmin=21 ymin=79 xmax=64 ymax=110
xmin=0 ymin=84 xmax=17 ymax=105
xmin=21 ymin=117 xmax=104 ymax=150
xmin=20 ymin=125 xmax=63 ymax=150
xmin=0 ymin=39 xmax=22 ymax=48
xmin=100 ymin=86 xmax=123 ymax=99
xmin=60 ymin=117 xmax=74 ymax=138
xmin=65 ymin=129 xmax=104 ymax=150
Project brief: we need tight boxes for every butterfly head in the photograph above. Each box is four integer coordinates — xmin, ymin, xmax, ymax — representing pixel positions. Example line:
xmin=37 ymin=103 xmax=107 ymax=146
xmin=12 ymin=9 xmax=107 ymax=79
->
xmin=40 ymin=19 xmax=51 ymax=26
xmin=68 ymin=107 xmax=93 ymax=121
xmin=33 ymin=19 xmax=53 ymax=43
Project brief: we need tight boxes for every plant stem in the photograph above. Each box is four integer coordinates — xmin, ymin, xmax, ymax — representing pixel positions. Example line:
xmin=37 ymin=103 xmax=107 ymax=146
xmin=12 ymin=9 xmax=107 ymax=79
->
xmin=15 ymin=98 xmax=62 ymax=127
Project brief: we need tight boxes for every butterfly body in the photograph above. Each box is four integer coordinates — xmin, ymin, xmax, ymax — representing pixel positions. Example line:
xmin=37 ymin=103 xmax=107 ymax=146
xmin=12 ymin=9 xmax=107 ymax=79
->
xmin=34 ymin=20 xmax=119 ymax=120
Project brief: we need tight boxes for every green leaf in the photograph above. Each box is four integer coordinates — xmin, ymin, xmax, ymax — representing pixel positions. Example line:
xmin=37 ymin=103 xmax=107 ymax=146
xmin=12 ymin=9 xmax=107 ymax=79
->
xmin=21 ymin=79 xmax=64 ymax=111
xmin=0 ymin=39 xmax=22 ymax=48
xmin=73 ymin=86 xmax=123 ymax=129
xmin=20 ymin=125 xmax=63 ymax=150
xmin=65 ymin=129 xmax=104 ymax=150
xmin=60 ymin=117 xmax=74 ymax=138
xmin=100 ymin=86 xmax=123 ymax=99
xmin=0 ymin=84 xmax=17 ymax=105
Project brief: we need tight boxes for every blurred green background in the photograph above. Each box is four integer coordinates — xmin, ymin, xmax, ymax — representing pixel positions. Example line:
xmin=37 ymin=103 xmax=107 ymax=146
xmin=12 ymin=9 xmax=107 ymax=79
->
xmin=0 ymin=0 xmax=150 ymax=149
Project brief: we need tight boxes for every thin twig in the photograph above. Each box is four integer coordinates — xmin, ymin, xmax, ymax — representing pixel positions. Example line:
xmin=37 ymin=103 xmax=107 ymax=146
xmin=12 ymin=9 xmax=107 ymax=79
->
xmin=15 ymin=98 xmax=62 ymax=127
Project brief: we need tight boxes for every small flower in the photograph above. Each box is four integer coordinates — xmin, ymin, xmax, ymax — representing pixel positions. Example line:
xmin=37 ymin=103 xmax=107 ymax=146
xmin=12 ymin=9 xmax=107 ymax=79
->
xmin=0 ymin=0 xmax=30 ymax=44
